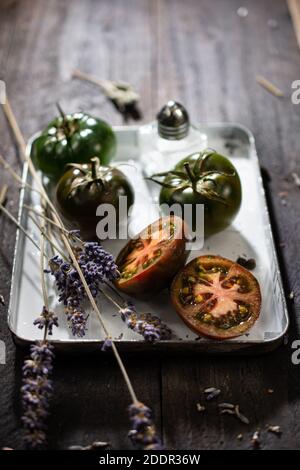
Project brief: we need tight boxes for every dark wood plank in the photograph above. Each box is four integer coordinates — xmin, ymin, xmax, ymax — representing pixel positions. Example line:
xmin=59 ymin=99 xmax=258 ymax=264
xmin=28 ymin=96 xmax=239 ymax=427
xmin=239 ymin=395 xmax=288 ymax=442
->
xmin=0 ymin=0 xmax=300 ymax=450
xmin=0 ymin=0 xmax=162 ymax=450
xmin=160 ymin=0 xmax=300 ymax=449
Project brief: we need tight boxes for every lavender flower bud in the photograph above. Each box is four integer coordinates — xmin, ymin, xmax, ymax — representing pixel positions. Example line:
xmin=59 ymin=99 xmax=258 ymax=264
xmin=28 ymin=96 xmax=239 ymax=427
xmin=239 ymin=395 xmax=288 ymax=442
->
xmin=101 ymin=337 xmax=112 ymax=352
xmin=128 ymin=402 xmax=163 ymax=450
xmin=33 ymin=306 xmax=58 ymax=336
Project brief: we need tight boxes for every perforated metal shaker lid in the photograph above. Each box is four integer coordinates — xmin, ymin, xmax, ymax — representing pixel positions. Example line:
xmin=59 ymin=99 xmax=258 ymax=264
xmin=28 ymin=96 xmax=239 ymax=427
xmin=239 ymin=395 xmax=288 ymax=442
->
xmin=157 ymin=101 xmax=190 ymax=140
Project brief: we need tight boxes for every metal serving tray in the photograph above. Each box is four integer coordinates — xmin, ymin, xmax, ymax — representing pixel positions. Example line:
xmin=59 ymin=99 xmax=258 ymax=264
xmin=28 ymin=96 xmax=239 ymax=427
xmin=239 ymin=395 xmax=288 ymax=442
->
xmin=7 ymin=124 xmax=289 ymax=354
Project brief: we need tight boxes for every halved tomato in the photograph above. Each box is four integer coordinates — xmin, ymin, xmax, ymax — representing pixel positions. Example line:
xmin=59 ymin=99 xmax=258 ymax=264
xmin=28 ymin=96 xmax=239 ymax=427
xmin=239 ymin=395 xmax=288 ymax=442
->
xmin=171 ymin=255 xmax=261 ymax=340
xmin=115 ymin=216 xmax=189 ymax=295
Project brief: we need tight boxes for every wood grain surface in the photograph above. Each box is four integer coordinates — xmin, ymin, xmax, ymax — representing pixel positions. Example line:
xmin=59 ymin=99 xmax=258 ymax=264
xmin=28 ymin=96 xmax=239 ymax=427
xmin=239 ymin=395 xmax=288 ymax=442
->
xmin=0 ymin=0 xmax=300 ymax=450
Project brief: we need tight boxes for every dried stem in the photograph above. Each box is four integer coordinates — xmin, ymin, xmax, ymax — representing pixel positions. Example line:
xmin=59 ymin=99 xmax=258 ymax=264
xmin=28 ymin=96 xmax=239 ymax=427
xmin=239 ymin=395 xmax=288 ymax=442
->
xmin=24 ymin=204 xmax=69 ymax=234
xmin=39 ymin=213 xmax=50 ymax=342
xmin=100 ymin=288 xmax=123 ymax=310
xmin=40 ymin=232 xmax=49 ymax=311
xmin=256 ymin=75 xmax=284 ymax=97
xmin=0 ymin=154 xmax=43 ymax=196
xmin=0 ymin=201 xmax=41 ymax=253
xmin=72 ymin=69 xmax=115 ymax=92
xmin=28 ymin=213 xmax=68 ymax=262
xmin=103 ymin=280 xmax=125 ymax=302
xmin=0 ymin=185 xmax=8 ymax=205
xmin=0 ymin=154 xmax=23 ymax=184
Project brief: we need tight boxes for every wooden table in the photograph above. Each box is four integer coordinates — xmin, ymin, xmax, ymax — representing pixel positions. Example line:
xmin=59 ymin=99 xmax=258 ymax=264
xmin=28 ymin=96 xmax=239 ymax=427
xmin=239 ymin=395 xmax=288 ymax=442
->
xmin=0 ymin=0 xmax=300 ymax=450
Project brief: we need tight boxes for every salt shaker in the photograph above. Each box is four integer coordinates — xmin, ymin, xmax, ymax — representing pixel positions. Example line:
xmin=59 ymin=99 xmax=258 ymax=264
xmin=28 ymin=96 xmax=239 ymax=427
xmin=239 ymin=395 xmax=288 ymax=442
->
xmin=139 ymin=101 xmax=207 ymax=176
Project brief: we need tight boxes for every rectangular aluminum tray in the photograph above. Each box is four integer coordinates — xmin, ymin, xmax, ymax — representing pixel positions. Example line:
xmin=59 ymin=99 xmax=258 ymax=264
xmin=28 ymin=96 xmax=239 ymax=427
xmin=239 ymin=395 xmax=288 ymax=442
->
xmin=7 ymin=124 xmax=289 ymax=354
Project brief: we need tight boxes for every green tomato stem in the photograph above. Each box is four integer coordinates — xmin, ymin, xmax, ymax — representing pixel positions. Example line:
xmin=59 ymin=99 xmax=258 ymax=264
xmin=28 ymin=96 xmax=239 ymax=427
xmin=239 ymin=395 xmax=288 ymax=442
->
xmin=183 ymin=162 xmax=195 ymax=183
xmin=56 ymin=102 xmax=72 ymax=138
xmin=90 ymin=156 xmax=100 ymax=179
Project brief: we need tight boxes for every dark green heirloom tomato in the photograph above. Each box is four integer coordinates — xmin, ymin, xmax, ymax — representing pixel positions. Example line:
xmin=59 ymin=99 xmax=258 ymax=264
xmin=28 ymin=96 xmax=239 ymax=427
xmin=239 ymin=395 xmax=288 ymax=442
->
xmin=31 ymin=110 xmax=116 ymax=180
xmin=149 ymin=149 xmax=242 ymax=236
xmin=56 ymin=157 xmax=134 ymax=240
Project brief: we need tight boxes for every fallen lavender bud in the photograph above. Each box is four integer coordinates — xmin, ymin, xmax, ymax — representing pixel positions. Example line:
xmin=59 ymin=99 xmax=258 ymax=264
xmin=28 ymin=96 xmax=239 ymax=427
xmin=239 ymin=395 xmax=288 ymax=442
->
xmin=128 ymin=402 xmax=163 ymax=450
xmin=204 ymin=387 xmax=221 ymax=400
xmin=235 ymin=405 xmax=250 ymax=425
xmin=101 ymin=337 xmax=112 ymax=352
xmin=69 ymin=441 xmax=110 ymax=450
xmin=220 ymin=409 xmax=236 ymax=416
xmin=196 ymin=403 xmax=206 ymax=412
xmin=218 ymin=403 xmax=235 ymax=409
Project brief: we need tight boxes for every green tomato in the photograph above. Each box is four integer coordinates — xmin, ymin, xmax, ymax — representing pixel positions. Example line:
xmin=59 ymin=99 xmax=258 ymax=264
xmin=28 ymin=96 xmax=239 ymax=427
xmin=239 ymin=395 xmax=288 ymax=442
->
xmin=151 ymin=149 xmax=242 ymax=236
xmin=31 ymin=111 xmax=116 ymax=180
xmin=56 ymin=158 xmax=134 ymax=240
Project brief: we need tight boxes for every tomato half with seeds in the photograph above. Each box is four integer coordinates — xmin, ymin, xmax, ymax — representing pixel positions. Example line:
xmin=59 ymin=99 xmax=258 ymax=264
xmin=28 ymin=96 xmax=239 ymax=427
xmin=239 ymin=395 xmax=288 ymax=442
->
xmin=115 ymin=216 xmax=190 ymax=295
xmin=171 ymin=255 xmax=261 ymax=340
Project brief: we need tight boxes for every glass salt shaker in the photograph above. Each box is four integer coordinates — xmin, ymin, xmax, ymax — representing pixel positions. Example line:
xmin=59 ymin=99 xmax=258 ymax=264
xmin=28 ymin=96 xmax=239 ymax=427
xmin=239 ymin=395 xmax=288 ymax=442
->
xmin=139 ymin=101 xmax=207 ymax=176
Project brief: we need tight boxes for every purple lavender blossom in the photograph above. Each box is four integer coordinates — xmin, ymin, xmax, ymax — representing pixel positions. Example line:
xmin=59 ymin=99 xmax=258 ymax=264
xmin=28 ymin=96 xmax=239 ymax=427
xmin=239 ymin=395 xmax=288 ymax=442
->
xmin=66 ymin=307 xmax=88 ymax=337
xmin=21 ymin=341 xmax=55 ymax=449
xmin=120 ymin=302 xmax=172 ymax=343
xmin=48 ymin=241 xmax=118 ymax=337
xmin=33 ymin=306 xmax=58 ymax=336
xmin=101 ymin=337 xmax=112 ymax=351
xmin=128 ymin=402 xmax=163 ymax=450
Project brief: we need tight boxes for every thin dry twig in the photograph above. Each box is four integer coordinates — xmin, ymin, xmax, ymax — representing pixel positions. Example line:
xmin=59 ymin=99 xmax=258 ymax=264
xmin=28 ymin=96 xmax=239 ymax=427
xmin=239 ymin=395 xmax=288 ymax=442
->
xmin=0 ymin=185 xmax=8 ymax=205
xmin=256 ymin=75 xmax=284 ymax=97
xmin=0 ymin=200 xmax=41 ymax=253
xmin=27 ymin=213 xmax=68 ymax=261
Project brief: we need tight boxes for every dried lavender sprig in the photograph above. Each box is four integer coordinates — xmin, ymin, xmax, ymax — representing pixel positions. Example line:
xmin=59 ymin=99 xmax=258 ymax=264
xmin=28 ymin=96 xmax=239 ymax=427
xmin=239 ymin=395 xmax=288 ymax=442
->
xmin=100 ymin=288 xmax=172 ymax=343
xmin=120 ymin=302 xmax=172 ymax=342
xmin=47 ymin=241 xmax=119 ymax=337
xmin=128 ymin=402 xmax=163 ymax=450
xmin=21 ymin=260 xmax=58 ymax=449
xmin=21 ymin=339 xmax=55 ymax=449
xmin=33 ymin=306 xmax=58 ymax=336
xmin=21 ymin=219 xmax=58 ymax=449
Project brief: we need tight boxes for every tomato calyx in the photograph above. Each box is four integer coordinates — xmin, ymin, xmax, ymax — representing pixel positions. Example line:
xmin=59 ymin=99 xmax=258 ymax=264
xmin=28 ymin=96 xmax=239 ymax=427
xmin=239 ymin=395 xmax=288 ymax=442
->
xmin=55 ymin=103 xmax=80 ymax=141
xmin=148 ymin=149 xmax=236 ymax=206
xmin=63 ymin=157 xmax=115 ymax=198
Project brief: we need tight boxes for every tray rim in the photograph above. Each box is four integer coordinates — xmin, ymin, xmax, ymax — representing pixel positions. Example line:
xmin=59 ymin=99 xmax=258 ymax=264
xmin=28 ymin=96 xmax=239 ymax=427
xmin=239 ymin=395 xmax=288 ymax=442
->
xmin=7 ymin=122 xmax=289 ymax=353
